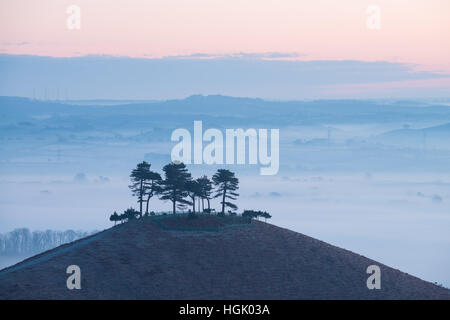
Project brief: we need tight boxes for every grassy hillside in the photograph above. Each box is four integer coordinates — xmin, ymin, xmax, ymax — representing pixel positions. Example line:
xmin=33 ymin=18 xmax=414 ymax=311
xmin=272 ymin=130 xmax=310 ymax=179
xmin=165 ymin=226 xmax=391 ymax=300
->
xmin=0 ymin=215 xmax=449 ymax=299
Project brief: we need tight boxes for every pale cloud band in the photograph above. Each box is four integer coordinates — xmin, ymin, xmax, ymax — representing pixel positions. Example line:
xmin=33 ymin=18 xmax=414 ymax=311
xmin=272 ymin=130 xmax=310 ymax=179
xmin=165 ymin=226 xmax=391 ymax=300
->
xmin=1 ymin=54 xmax=448 ymax=100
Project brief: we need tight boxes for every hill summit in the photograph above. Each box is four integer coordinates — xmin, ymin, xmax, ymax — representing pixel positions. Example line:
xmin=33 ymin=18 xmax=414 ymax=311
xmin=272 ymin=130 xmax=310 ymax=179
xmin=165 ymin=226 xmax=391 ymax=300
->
xmin=0 ymin=215 xmax=449 ymax=299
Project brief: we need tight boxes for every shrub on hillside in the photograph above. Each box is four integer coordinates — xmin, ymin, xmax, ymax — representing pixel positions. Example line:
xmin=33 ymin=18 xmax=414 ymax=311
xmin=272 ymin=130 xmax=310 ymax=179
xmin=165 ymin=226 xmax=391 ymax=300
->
xmin=242 ymin=210 xmax=272 ymax=221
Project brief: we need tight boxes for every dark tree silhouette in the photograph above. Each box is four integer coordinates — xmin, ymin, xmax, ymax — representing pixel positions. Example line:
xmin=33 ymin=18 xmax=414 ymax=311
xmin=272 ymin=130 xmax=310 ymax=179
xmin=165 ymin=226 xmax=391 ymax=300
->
xmin=242 ymin=210 xmax=257 ymax=220
xmin=143 ymin=170 xmax=162 ymax=215
xmin=129 ymin=161 xmax=151 ymax=217
xmin=261 ymin=211 xmax=272 ymax=222
xmin=159 ymin=162 xmax=192 ymax=214
xmin=123 ymin=208 xmax=140 ymax=221
xmin=186 ymin=180 xmax=202 ymax=213
xmin=196 ymin=175 xmax=213 ymax=212
xmin=242 ymin=210 xmax=271 ymax=222
xmin=109 ymin=211 xmax=119 ymax=225
xmin=212 ymin=169 xmax=239 ymax=215
xmin=110 ymin=162 xmax=271 ymax=224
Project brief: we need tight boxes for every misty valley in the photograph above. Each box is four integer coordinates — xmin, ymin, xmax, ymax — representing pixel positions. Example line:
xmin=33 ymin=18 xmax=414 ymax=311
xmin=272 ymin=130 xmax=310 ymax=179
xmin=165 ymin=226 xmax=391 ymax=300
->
xmin=0 ymin=95 xmax=450 ymax=288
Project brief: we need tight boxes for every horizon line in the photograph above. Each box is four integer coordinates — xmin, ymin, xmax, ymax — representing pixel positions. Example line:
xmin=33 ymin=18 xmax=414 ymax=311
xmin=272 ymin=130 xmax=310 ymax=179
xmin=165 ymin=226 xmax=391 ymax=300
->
xmin=2 ymin=94 xmax=450 ymax=104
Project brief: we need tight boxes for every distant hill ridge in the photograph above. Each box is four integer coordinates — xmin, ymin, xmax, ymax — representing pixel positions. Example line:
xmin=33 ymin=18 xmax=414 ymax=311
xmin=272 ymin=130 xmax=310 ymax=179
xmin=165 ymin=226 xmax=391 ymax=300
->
xmin=0 ymin=216 xmax=449 ymax=299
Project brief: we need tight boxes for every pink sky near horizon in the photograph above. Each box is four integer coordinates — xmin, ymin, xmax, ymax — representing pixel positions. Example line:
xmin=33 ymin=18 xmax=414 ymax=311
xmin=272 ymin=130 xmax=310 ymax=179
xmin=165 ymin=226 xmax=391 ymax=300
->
xmin=0 ymin=0 xmax=449 ymax=73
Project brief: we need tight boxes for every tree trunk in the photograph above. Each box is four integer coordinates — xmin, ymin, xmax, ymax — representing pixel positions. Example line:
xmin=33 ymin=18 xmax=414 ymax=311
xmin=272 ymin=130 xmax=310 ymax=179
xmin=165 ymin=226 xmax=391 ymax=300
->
xmin=207 ymin=198 xmax=210 ymax=212
xmin=145 ymin=193 xmax=150 ymax=215
xmin=173 ymin=189 xmax=176 ymax=214
xmin=221 ymin=188 xmax=226 ymax=214
xmin=192 ymin=196 xmax=195 ymax=213
xmin=139 ymin=180 xmax=143 ymax=217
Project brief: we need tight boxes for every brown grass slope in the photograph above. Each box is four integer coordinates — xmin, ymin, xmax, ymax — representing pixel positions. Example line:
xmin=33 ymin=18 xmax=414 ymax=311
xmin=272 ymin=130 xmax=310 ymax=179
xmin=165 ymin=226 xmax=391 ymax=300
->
xmin=0 ymin=217 xmax=449 ymax=299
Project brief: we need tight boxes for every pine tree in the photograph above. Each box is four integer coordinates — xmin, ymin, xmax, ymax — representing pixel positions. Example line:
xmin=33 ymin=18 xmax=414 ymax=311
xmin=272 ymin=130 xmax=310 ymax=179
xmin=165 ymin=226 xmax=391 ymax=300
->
xmin=159 ymin=162 xmax=192 ymax=214
xmin=212 ymin=169 xmax=239 ymax=215
xmin=143 ymin=170 xmax=162 ymax=215
xmin=129 ymin=161 xmax=162 ymax=217
xmin=186 ymin=180 xmax=201 ymax=213
xmin=109 ymin=211 xmax=119 ymax=225
xmin=196 ymin=175 xmax=213 ymax=212
xmin=123 ymin=208 xmax=139 ymax=221
xmin=261 ymin=211 xmax=272 ymax=222
xmin=129 ymin=161 xmax=151 ymax=217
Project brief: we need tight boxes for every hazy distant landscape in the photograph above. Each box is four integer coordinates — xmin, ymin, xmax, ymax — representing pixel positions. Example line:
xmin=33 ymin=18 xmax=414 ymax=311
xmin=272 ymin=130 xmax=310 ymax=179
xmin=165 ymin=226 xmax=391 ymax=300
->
xmin=0 ymin=95 xmax=450 ymax=287
xmin=0 ymin=228 xmax=95 ymax=269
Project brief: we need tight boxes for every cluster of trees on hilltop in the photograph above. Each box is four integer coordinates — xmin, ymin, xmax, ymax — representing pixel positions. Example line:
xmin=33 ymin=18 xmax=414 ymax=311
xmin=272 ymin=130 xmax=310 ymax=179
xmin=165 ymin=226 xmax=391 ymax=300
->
xmin=112 ymin=161 xmax=241 ymax=221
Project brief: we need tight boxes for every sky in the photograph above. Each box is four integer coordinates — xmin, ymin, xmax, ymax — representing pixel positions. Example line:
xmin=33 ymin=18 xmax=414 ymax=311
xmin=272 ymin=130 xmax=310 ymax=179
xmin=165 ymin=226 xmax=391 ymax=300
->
xmin=1 ymin=0 xmax=450 ymax=99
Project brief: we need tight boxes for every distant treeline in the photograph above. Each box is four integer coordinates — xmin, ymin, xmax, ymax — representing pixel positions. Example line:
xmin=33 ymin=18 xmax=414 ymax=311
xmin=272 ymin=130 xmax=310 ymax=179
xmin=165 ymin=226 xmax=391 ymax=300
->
xmin=0 ymin=228 xmax=95 ymax=255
